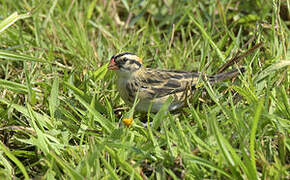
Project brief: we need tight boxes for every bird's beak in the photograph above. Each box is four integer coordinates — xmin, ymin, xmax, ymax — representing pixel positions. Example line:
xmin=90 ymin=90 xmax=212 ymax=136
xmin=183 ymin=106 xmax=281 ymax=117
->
xmin=108 ymin=58 xmax=119 ymax=70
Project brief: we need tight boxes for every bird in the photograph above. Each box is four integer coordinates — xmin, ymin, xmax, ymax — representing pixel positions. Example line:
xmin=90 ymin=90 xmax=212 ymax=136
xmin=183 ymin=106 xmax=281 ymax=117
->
xmin=108 ymin=52 xmax=245 ymax=113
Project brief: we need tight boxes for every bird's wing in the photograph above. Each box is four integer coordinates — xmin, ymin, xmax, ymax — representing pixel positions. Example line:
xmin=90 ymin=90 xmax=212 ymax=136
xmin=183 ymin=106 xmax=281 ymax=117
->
xmin=128 ymin=68 xmax=244 ymax=101
xmin=132 ymin=69 xmax=200 ymax=99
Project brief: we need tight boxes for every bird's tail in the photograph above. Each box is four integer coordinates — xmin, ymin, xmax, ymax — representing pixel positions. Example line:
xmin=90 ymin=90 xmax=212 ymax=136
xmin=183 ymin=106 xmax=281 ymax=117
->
xmin=209 ymin=67 xmax=245 ymax=83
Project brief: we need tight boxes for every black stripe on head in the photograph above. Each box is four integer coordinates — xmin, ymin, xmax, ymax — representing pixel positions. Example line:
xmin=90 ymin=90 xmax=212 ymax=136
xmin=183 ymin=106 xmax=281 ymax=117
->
xmin=118 ymin=59 xmax=142 ymax=72
xmin=129 ymin=59 xmax=142 ymax=68
xmin=114 ymin=52 xmax=135 ymax=59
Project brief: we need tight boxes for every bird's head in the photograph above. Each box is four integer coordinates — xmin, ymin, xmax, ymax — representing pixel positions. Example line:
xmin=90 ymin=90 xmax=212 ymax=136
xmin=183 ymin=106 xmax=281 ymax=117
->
xmin=108 ymin=52 xmax=143 ymax=75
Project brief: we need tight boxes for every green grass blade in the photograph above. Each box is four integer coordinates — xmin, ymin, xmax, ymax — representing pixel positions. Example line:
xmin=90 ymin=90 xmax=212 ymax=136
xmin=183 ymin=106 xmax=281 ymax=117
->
xmin=49 ymin=76 xmax=59 ymax=118
xmin=74 ymin=94 xmax=114 ymax=134
xmin=277 ymin=85 xmax=290 ymax=118
xmin=0 ymin=98 xmax=52 ymax=128
xmin=0 ymin=50 xmax=46 ymax=63
xmin=152 ymin=96 xmax=172 ymax=130
xmin=0 ymin=142 xmax=30 ymax=180
xmin=49 ymin=152 xmax=84 ymax=180
xmin=187 ymin=12 xmax=225 ymax=62
xmin=0 ymin=12 xmax=30 ymax=34
xmin=182 ymin=152 xmax=232 ymax=178
xmin=92 ymin=62 xmax=109 ymax=81
xmin=104 ymin=145 xmax=143 ymax=180
xmin=232 ymin=85 xmax=257 ymax=104
xmin=249 ymin=98 xmax=264 ymax=180
xmin=254 ymin=60 xmax=290 ymax=83
xmin=26 ymin=103 xmax=49 ymax=154
xmin=64 ymin=81 xmax=106 ymax=113
xmin=0 ymin=79 xmax=41 ymax=96
xmin=97 ymin=151 xmax=120 ymax=180
xmin=208 ymin=112 xmax=242 ymax=178
xmin=24 ymin=63 xmax=36 ymax=105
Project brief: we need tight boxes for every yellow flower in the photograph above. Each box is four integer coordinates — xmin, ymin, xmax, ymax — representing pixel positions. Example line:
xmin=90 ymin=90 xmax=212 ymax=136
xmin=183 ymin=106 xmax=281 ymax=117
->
xmin=122 ymin=117 xmax=133 ymax=128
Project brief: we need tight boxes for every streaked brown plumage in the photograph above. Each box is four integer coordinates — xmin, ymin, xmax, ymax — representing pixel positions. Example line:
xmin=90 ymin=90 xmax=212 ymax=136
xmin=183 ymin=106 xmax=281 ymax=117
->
xmin=108 ymin=52 xmax=244 ymax=112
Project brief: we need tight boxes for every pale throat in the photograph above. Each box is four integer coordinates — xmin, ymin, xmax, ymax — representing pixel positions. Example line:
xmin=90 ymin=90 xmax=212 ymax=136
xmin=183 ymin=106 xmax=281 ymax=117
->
xmin=115 ymin=67 xmax=142 ymax=79
xmin=115 ymin=70 xmax=132 ymax=79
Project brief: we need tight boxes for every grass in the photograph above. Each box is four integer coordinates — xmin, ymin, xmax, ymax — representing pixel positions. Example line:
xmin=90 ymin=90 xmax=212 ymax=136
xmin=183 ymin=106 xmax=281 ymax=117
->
xmin=0 ymin=0 xmax=289 ymax=179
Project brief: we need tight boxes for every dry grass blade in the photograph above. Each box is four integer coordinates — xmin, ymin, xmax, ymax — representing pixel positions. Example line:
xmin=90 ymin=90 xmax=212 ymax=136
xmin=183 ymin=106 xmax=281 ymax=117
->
xmin=217 ymin=42 xmax=264 ymax=73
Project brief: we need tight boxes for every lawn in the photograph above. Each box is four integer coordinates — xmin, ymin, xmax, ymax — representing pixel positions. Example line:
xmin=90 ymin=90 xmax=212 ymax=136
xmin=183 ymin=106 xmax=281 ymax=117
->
xmin=0 ymin=0 xmax=289 ymax=179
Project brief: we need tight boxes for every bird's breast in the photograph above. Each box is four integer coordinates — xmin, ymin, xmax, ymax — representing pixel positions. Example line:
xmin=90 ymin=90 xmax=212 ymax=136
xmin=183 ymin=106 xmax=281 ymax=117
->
xmin=116 ymin=77 xmax=135 ymax=105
